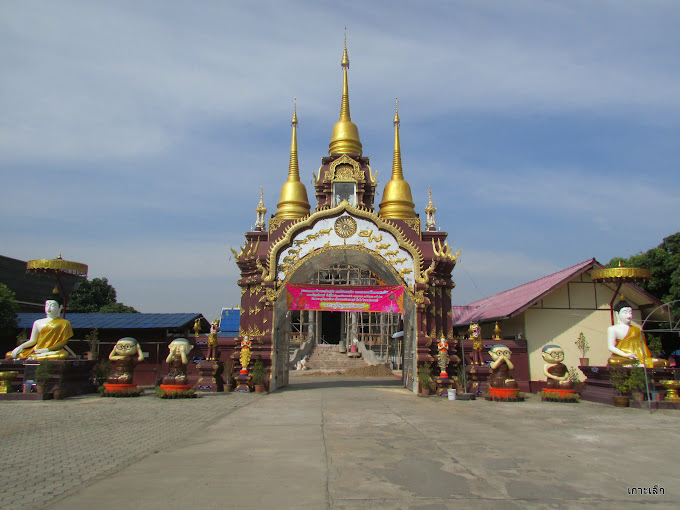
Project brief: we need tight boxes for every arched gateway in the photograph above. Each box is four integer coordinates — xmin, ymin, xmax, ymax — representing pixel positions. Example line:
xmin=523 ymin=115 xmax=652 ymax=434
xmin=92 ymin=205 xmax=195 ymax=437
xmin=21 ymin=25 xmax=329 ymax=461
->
xmin=230 ymin=41 xmax=460 ymax=392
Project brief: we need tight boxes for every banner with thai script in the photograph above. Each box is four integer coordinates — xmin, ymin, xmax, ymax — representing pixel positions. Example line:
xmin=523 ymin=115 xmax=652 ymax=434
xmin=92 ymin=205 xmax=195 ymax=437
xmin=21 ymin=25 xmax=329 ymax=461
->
xmin=286 ymin=284 xmax=404 ymax=313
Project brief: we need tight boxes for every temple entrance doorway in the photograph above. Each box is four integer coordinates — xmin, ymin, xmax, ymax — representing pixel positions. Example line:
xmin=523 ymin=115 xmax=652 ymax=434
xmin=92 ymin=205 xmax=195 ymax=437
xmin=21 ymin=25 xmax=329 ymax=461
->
xmin=320 ymin=311 xmax=342 ymax=344
xmin=272 ymin=257 xmax=415 ymax=391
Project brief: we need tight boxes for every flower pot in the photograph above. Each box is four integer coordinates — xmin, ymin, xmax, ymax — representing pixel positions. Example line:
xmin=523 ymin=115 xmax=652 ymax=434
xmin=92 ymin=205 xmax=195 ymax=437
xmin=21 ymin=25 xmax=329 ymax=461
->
xmin=36 ymin=384 xmax=47 ymax=394
xmin=632 ymin=391 xmax=644 ymax=403
xmin=579 ymin=358 xmax=589 ymax=367
xmin=254 ymin=384 xmax=264 ymax=393
xmin=420 ymin=387 xmax=430 ymax=396
xmin=612 ymin=395 xmax=630 ymax=407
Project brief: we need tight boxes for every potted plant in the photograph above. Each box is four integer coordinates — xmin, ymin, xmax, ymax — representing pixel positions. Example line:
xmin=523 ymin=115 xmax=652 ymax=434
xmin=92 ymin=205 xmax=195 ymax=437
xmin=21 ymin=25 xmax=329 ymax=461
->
xmin=627 ymin=365 xmax=647 ymax=402
xmin=417 ymin=362 xmax=432 ymax=396
xmin=608 ymin=364 xmax=632 ymax=407
xmin=35 ymin=360 xmax=53 ymax=394
xmin=86 ymin=328 xmax=99 ymax=360
xmin=575 ymin=332 xmax=590 ymax=366
xmin=568 ymin=366 xmax=584 ymax=393
xmin=93 ymin=360 xmax=111 ymax=390
xmin=252 ymin=359 xmax=266 ymax=393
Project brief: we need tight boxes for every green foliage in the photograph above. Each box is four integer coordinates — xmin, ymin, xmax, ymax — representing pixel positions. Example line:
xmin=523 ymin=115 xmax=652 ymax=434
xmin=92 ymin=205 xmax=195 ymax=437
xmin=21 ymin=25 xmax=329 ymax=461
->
xmin=68 ymin=277 xmax=117 ymax=313
xmin=627 ymin=366 xmax=647 ymax=393
xmin=609 ymin=364 xmax=646 ymax=395
xmin=0 ymin=282 xmax=19 ymax=334
xmin=35 ymin=360 xmax=53 ymax=385
xmin=608 ymin=232 xmax=680 ymax=306
xmin=252 ymin=359 xmax=266 ymax=385
xmin=98 ymin=302 xmax=139 ymax=313
xmin=93 ymin=360 xmax=111 ymax=386
xmin=417 ymin=362 xmax=433 ymax=387
xmin=567 ymin=366 xmax=582 ymax=385
xmin=86 ymin=329 xmax=99 ymax=351
xmin=647 ymin=335 xmax=663 ymax=357
xmin=575 ymin=332 xmax=589 ymax=358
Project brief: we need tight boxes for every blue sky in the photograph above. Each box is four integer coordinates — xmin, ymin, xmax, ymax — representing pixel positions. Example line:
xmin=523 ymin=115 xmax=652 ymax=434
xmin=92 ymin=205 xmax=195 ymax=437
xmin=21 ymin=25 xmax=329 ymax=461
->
xmin=2 ymin=1 xmax=679 ymax=320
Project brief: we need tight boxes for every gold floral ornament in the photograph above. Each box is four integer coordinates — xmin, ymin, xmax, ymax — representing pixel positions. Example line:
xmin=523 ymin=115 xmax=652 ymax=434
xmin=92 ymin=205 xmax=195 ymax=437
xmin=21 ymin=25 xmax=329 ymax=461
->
xmin=334 ymin=216 xmax=357 ymax=238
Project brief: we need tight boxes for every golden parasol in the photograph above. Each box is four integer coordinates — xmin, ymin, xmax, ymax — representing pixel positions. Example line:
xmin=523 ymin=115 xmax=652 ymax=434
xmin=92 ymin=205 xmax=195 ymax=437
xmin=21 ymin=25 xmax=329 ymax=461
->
xmin=26 ymin=254 xmax=88 ymax=316
xmin=591 ymin=262 xmax=651 ymax=324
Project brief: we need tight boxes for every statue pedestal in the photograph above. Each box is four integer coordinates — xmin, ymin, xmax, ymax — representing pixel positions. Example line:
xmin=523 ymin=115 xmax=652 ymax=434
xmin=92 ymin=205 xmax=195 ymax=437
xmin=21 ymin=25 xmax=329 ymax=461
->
xmin=102 ymin=383 xmax=142 ymax=397
xmin=541 ymin=388 xmax=577 ymax=402
xmin=0 ymin=359 xmax=96 ymax=400
xmin=436 ymin=374 xmax=453 ymax=397
xmin=160 ymin=384 xmax=193 ymax=392
xmin=195 ymin=361 xmax=224 ymax=392
xmin=487 ymin=387 xmax=523 ymax=402
xmin=235 ymin=372 xmax=251 ymax=393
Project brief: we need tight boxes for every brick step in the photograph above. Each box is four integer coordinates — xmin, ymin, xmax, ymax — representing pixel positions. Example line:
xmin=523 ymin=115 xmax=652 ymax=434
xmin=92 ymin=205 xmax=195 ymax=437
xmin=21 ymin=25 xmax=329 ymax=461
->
xmin=305 ymin=345 xmax=370 ymax=371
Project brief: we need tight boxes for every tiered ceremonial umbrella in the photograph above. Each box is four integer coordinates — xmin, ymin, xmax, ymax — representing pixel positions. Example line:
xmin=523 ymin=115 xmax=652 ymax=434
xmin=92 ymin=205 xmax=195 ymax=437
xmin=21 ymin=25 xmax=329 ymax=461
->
xmin=591 ymin=262 xmax=651 ymax=325
xmin=26 ymin=254 xmax=88 ymax=317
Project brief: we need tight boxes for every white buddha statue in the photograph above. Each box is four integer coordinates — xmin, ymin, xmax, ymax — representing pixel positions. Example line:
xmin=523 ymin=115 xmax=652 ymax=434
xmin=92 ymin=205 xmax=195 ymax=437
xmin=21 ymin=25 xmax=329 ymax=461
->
xmin=7 ymin=299 xmax=72 ymax=360
xmin=607 ymin=300 xmax=666 ymax=368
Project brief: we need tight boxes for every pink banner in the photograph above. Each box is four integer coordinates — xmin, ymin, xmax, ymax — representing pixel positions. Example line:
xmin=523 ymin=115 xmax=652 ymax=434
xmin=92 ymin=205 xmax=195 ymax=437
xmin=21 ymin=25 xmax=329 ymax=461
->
xmin=286 ymin=284 xmax=404 ymax=313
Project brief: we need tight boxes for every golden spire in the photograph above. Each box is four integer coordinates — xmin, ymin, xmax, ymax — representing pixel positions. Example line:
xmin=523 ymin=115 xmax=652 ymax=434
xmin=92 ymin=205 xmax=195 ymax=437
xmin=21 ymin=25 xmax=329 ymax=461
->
xmin=276 ymin=99 xmax=311 ymax=219
xmin=329 ymin=32 xmax=362 ymax=156
xmin=378 ymin=98 xmax=416 ymax=219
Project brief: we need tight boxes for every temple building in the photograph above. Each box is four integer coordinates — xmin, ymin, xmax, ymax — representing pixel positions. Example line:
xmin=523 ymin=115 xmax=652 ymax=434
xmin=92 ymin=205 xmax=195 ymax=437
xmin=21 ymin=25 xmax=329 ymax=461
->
xmin=231 ymin=41 xmax=459 ymax=392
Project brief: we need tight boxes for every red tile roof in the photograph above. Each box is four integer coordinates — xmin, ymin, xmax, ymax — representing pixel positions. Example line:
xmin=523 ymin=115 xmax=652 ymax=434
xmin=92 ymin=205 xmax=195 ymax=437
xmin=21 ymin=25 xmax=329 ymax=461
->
xmin=452 ymin=258 xmax=599 ymax=325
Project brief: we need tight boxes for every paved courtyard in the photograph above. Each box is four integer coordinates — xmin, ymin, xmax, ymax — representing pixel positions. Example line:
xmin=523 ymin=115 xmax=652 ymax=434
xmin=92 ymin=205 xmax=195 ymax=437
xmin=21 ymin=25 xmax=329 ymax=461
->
xmin=1 ymin=376 xmax=678 ymax=509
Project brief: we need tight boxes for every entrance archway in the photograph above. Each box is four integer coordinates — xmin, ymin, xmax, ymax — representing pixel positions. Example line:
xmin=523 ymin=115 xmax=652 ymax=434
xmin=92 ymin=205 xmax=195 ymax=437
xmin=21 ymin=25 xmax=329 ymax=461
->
xmin=270 ymin=248 xmax=416 ymax=391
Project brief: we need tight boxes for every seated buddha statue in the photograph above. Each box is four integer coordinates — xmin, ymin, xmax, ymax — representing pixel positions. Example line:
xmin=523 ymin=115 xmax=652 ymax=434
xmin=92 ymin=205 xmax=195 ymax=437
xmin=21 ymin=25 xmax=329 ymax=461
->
xmin=6 ymin=298 xmax=72 ymax=360
xmin=607 ymin=300 xmax=667 ymax=368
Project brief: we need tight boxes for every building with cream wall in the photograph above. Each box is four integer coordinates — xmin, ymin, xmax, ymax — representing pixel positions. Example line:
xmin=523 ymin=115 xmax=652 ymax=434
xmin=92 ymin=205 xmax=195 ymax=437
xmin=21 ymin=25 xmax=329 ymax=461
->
xmin=453 ymin=259 xmax=665 ymax=390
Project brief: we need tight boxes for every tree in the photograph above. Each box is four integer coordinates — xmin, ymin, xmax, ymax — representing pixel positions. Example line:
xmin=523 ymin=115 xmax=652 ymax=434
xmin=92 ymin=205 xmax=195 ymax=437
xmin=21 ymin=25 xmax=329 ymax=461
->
xmin=608 ymin=232 xmax=680 ymax=305
xmin=99 ymin=302 xmax=139 ymax=313
xmin=0 ymin=283 xmax=19 ymax=332
xmin=67 ymin=277 xmax=117 ymax=313
xmin=0 ymin=283 xmax=19 ymax=352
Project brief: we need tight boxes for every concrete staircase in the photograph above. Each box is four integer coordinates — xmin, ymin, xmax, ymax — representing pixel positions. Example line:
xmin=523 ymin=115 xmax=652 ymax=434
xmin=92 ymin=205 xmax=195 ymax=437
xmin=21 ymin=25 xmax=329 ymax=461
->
xmin=304 ymin=344 xmax=370 ymax=372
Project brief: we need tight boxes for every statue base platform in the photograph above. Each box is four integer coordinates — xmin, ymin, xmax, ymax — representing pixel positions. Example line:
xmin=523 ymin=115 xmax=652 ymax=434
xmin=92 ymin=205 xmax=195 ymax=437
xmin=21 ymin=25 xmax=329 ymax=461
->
xmin=0 ymin=359 xmax=96 ymax=400
xmin=235 ymin=372 xmax=251 ymax=393
xmin=487 ymin=387 xmax=523 ymax=402
xmin=160 ymin=384 xmax=193 ymax=391
xmin=541 ymin=388 xmax=578 ymax=402
xmin=436 ymin=375 xmax=453 ymax=396
xmin=195 ymin=361 xmax=224 ymax=392
xmin=580 ymin=366 xmax=679 ymax=406
xmin=102 ymin=383 xmax=142 ymax=397
xmin=158 ymin=384 xmax=195 ymax=398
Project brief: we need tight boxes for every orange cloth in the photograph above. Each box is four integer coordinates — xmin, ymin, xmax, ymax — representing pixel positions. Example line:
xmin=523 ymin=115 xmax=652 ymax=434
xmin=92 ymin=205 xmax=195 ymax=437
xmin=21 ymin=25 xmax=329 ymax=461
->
xmin=608 ymin=325 xmax=666 ymax=368
xmin=18 ymin=318 xmax=72 ymax=359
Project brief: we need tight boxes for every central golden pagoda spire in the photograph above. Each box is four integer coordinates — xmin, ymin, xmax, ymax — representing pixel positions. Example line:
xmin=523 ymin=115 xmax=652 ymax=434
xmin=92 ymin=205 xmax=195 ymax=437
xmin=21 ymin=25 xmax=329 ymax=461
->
xmin=328 ymin=34 xmax=363 ymax=156
xmin=379 ymin=98 xmax=416 ymax=219
xmin=275 ymin=99 xmax=311 ymax=219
